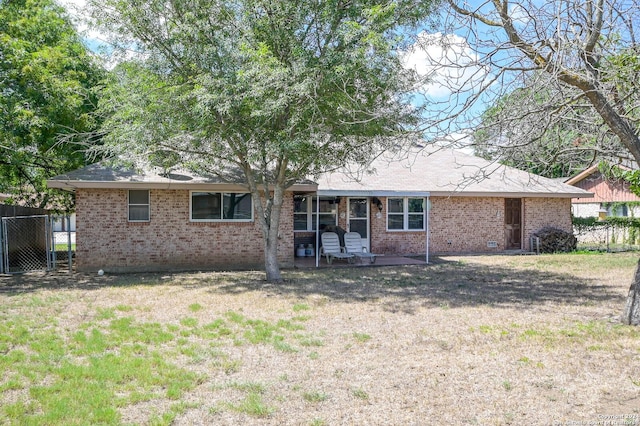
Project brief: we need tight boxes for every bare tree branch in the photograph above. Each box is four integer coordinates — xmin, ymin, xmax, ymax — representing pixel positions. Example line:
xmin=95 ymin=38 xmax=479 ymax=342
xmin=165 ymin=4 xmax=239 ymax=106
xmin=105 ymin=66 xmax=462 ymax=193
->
xmin=412 ymin=0 xmax=639 ymax=177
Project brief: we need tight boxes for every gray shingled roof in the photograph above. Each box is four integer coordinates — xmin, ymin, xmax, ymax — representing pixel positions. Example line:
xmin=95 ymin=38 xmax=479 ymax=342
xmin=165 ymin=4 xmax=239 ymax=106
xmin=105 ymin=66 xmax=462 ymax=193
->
xmin=48 ymin=163 xmax=317 ymax=192
xmin=48 ymin=149 xmax=592 ymax=199
xmin=316 ymin=148 xmax=592 ymax=198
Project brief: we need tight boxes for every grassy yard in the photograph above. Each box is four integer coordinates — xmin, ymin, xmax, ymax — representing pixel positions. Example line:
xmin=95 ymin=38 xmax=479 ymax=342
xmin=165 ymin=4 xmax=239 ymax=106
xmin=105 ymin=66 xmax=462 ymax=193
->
xmin=54 ymin=243 xmax=76 ymax=252
xmin=0 ymin=253 xmax=639 ymax=425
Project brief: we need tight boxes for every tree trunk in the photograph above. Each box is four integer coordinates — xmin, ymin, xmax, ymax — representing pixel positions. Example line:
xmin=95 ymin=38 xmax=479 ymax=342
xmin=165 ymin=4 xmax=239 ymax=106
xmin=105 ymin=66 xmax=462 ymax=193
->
xmin=622 ymin=259 xmax=640 ymax=325
xmin=263 ymin=185 xmax=285 ymax=283
xmin=243 ymin=162 xmax=286 ymax=283
xmin=264 ymin=234 xmax=282 ymax=282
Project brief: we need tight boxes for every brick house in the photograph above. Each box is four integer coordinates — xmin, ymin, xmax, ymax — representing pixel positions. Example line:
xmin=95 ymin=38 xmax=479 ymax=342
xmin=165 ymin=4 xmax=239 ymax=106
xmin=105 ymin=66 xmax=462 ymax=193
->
xmin=48 ymin=148 xmax=592 ymax=272
xmin=565 ymin=165 xmax=640 ymax=218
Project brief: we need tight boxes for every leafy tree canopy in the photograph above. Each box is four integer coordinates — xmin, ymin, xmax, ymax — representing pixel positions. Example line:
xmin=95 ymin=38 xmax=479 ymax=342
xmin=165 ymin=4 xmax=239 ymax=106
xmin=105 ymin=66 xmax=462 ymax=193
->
xmin=88 ymin=0 xmax=436 ymax=280
xmin=0 ymin=0 xmax=104 ymax=209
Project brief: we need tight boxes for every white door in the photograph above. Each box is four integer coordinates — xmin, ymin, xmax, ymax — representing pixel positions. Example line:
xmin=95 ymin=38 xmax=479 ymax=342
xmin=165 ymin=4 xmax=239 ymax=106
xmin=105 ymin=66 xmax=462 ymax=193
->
xmin=347 ymin=198 xmax=369 ymax=251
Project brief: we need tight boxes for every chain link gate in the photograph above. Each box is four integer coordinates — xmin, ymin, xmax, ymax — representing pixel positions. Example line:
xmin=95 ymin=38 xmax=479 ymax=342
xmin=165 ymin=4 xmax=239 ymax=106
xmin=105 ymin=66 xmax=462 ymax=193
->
xmin=1 ymin=215 xmax=51 ymax=274
xmin=51 ymin=215 xmax=75 ymax=272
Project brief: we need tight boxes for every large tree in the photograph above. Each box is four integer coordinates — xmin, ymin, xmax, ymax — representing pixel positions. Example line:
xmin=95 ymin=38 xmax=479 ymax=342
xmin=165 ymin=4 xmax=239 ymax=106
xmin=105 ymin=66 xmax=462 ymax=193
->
xmin=436 ymin=0 xmax=640 ymax=159
xmin=474 ymin=73 xmax=628 ymax=178
xmin=436 ymin=0 xmax=640 ymax=324
xmin=87 ymin=0 xmax=434 ymax=281
xmin=0 ymin=0 xmax=103 ymax=209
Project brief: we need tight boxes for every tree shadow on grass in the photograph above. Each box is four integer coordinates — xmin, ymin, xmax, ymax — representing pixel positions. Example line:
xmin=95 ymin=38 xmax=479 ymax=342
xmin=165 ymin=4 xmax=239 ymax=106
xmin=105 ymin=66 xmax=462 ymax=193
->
xmin=0 ymin=269 xmax=181 ymax=294
xmin=208 ymin=257 xmax=625 ymax=314
xmin=0 ymin=257 xmax=625 ymax=314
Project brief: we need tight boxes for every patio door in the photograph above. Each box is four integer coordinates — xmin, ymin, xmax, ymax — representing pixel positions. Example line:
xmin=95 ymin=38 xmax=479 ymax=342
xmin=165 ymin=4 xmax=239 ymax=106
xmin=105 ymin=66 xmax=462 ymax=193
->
xmin=347 ymin=198 xmax=369 ymax=251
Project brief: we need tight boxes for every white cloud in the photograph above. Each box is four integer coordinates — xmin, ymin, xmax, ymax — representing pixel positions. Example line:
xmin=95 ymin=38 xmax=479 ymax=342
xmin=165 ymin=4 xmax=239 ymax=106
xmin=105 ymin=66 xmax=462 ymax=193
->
xmin=56 ymin=0 xmax=107 ymax=47
xmin=402 ymin=32 xmax=488 ymax=99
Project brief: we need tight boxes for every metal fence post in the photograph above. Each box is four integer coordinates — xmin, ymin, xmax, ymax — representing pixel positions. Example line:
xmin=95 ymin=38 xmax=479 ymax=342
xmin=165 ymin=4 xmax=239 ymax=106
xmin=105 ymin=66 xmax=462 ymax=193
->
xmin=67 ymin=214 xmax=73 ymax=272
xmin=45 ymin=216 xmax=52 ymax=271
xmin=1 ymin=218 xmax=7 ymax=274
xmin=0 ymin=218 xmax=4 ymax=274
xmin=50 ymin=216 xmax=56 ymax=270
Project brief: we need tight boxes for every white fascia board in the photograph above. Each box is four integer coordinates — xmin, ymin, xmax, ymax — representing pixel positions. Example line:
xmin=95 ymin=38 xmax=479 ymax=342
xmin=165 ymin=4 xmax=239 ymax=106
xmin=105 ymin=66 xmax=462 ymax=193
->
xmin=317 ymin=190 xmax=431 ymax=197
xmin=426 ymin=191 xmax=594 ymax=198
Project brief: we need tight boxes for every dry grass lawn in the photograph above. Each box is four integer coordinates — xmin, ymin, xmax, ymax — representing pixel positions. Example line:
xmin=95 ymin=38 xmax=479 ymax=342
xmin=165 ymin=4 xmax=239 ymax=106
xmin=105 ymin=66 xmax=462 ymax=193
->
xmin=1 ymin=253 xmax=639 ymax=425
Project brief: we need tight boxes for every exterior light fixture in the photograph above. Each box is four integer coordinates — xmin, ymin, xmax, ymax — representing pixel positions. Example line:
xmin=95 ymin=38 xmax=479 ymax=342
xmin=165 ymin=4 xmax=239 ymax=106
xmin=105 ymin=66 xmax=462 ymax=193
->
xmin=598 ymin=207 xmax=608 ymax=221
xmin=371 ymin=197 xmax=383 ymax=212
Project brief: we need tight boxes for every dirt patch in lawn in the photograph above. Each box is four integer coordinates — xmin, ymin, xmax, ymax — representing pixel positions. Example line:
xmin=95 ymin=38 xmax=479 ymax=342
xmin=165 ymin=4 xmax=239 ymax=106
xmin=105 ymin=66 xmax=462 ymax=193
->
xmin=1 ymin=253 xmax=639 ymax=425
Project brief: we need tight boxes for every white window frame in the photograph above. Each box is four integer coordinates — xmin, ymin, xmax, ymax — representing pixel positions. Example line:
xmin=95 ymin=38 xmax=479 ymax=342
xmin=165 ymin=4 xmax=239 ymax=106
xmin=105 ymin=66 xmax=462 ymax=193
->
xmin=293 ymin=195 xmax=338 ymax=232
xmin=190 ymin=191 xmax=254 ymax=222
xmin=294 ymin=195 xmax=311 ymax=231
xmin=602 ymin=202 xmax=629 ymax=217
xmin=128 ymin=189 xmax=150 ymax=222
xmin=386 ymin=197 xmax=425 ymax=231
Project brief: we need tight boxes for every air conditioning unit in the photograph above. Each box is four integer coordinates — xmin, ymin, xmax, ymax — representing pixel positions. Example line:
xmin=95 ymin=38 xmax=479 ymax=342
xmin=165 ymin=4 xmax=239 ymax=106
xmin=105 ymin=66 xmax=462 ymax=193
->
xmin=487 ymin=241 xmax=498 ymax=248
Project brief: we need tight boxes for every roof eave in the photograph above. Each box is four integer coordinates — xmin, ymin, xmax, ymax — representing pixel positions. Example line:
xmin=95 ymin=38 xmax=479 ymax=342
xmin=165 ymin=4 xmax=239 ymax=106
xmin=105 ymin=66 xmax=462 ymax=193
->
xmin=317 ymin=190 xmax=431 ymax=197
xmin=47 ymin=180 xmax=317 ymax=193
xmin=426 ymin=191 xmax=594 ymax=199
xmin=565 ymin=165 xmax=600 ymax=185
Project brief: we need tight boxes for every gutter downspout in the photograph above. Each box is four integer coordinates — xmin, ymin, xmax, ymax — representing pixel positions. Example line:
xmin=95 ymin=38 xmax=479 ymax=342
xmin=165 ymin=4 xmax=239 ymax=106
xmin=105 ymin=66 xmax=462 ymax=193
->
xmin=426 ymin=196 xmax=430 ymax=264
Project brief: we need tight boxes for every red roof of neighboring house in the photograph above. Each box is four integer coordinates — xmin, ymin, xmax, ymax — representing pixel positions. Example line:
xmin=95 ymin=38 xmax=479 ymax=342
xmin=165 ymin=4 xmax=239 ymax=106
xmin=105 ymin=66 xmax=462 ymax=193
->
xmin=565 ymin=165 xmax=640 ymax=203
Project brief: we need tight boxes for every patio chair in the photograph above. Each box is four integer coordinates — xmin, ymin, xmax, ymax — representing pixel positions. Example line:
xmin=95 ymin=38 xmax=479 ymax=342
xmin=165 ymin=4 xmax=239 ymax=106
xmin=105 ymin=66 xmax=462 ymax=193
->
xmin=344 ymin=232 xmax=379 ymax=263
xmin=320 ymin=232 xmax=354 ymax=264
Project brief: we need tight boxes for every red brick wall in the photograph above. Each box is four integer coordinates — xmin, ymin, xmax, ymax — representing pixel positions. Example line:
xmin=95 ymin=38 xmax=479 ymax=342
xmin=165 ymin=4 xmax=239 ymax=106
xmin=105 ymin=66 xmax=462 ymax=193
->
xmin=79 ymin=192 xmax=573 ymax=270
xmin=75 ymin=189 xmax=294 ymax=272
xmin=336 ymin=198 xmax=348 ymax=230
xmin=427 ymin=197 xmax=505 ymax=253
xmin=334 ymin=196 xmax=573 ymax=255
xmin=368 ymin=197 xmax=427 ymax=254
xmin=523 ymin=197 xmax=573 ymax=250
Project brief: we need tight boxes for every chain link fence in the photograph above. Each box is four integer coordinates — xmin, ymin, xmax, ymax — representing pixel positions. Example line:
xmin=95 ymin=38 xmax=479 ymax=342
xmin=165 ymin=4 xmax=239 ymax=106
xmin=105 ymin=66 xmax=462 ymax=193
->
xmin=51 ymin=215 xmax=75 ymax=271
xmin=0 ymin=214 xmax=74 ymax=274
xmin=573 ymin=220 xmax=640 ymax=252
xmin=1 ymin=215 xmax=50 ymax=273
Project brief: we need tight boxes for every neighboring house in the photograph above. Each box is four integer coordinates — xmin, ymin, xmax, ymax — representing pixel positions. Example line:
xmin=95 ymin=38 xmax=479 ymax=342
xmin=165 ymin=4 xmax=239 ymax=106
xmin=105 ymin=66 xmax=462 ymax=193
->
xmin=565 ymin=165 xmax=640 ymax=218
xmin=51 ymin=214 xmax=76 ymax=232
xmin=47 ymin=148 xmax=592 ymax=272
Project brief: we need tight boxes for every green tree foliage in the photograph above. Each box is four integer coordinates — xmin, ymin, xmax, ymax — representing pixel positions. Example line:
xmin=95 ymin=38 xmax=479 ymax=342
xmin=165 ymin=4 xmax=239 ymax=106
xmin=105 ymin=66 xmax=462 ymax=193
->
xmin=0 ymin=0 xmax=103 ymax=209
xmin=88 ymin=0 xmax=435 ymax=281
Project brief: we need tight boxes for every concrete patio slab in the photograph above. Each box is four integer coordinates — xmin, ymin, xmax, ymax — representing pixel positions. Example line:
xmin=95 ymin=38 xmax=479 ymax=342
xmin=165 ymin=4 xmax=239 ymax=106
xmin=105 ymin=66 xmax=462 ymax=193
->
xmin=293 ymin=255 xmax=427 ymax=268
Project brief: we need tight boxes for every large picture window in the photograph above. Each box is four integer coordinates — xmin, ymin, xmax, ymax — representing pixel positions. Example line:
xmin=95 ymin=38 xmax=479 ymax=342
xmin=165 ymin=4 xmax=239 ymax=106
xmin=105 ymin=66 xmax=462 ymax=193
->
xmin=191 ymin=192 xmax=253 ymax=221
xmin=128 ymin=190 xmax=150 ymax=222
xmin=387 ymin=197 xmax=425 ymax=231
xmin=294 ymin=196 xmax=338 ymax=231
